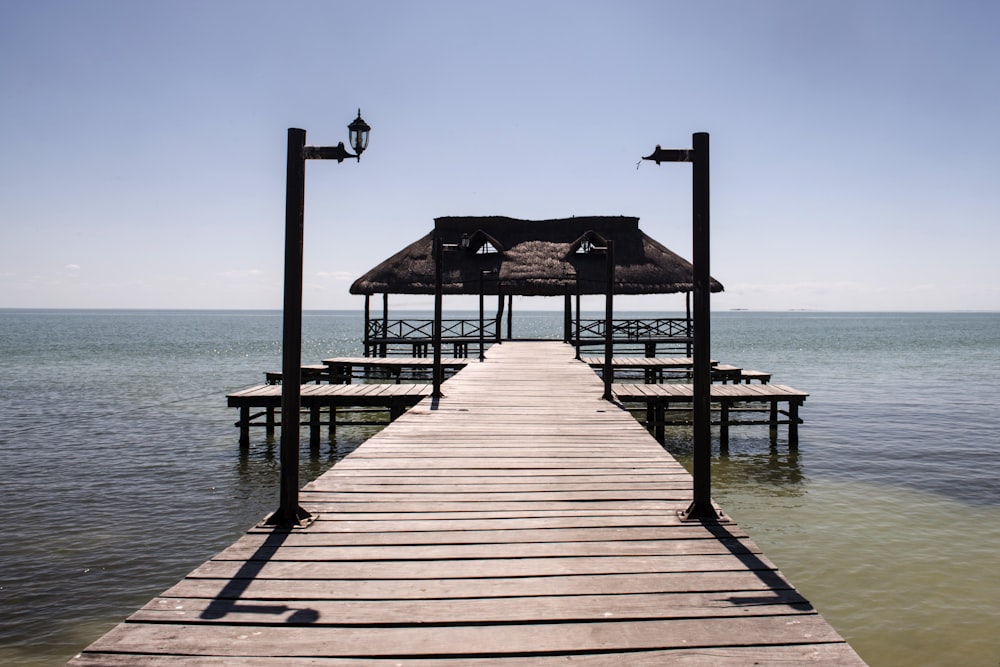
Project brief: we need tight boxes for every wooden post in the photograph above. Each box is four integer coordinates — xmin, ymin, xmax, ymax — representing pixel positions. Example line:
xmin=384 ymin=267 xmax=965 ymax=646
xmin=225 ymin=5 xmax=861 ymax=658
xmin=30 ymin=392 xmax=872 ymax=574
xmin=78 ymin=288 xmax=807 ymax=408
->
xmin=563 ymin=288 xmax=572 ymax=343
xmin=381 ymin=292 xmax=389 ymax=357
xmin=433 ymin=235 xmax=444 ymax=398
xmin=363 ymin=294 xmax=370 ymax=357
xmin=309 ymin=404 xmax=321 ymax=447
xmin=789 ymin=400 xmax=800 ymax=448
xmin=496 ymin=290 xmax=504 ymax=344
xmin=506 ymin=294 xmax=513 ymax=340
xmin=656 ymin=402 xmax=666 ymax=443
xmin=769 ymin=401 xmax=779 ymax=443
xmin=686 ymin=292 xmax=693 ymax=357
xmin=239 ymin=406 xmax=251 ymax=448
xmin=719 ymin=400 xmax=729 ymax=452
xmin=575 ymin=289 xmax=581 ymax=359
xmin=479 ymin=271 xmax=486 ymax=361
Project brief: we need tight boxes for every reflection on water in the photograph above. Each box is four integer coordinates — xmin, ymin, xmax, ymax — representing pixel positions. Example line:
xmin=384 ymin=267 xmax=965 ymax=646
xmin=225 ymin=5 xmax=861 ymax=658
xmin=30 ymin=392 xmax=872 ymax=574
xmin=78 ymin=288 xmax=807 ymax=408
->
xmin=231 ymin=418 xmax=387 ymax=519
xmin=657 ymin=425 xmax=807 ymax=493
xmin=720 ymin=478 xmax=1000 ymax=666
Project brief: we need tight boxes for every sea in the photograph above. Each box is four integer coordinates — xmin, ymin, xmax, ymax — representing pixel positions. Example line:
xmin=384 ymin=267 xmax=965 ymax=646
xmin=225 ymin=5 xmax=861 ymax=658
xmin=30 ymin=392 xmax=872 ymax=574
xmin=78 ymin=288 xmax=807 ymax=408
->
xmin=0 ymin=309 xmax=998 ymax=666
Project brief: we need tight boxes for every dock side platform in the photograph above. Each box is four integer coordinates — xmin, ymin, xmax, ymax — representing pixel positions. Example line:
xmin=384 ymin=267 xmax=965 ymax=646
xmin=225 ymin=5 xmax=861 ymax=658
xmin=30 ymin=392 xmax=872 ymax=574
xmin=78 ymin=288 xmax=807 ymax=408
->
xmin=72 ymin=342 xmax=863 ymax=665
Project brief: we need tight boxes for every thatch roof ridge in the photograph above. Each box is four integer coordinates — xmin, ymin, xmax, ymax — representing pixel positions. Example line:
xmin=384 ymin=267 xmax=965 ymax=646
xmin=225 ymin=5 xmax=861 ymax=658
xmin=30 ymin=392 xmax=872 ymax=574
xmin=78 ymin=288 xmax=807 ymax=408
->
xmin=349 ymin=215 xmax=723 ymax=296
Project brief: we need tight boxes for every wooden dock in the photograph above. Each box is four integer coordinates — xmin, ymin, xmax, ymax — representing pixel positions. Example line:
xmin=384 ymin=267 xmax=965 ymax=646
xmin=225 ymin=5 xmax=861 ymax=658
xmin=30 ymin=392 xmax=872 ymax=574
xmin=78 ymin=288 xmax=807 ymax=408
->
xmin=72 ymin=341 xmax=862 ymax=665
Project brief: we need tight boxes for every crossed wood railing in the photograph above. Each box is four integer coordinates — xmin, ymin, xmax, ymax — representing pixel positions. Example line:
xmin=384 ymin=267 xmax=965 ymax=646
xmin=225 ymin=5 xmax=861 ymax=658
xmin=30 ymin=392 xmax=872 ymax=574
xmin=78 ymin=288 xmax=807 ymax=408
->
xmin=364 ymin=316 xmax=693 ymax=357
xmin=365 ymin=318 xmax=499 ymax=357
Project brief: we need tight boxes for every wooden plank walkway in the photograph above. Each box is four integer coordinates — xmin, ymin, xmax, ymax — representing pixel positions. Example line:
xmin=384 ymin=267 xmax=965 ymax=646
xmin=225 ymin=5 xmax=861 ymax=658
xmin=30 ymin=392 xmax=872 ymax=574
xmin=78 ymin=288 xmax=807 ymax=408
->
xmin=323 ymin=356 xmax=469 ymax=383
xmin=72 ymin=341 xmax=863 ymax=665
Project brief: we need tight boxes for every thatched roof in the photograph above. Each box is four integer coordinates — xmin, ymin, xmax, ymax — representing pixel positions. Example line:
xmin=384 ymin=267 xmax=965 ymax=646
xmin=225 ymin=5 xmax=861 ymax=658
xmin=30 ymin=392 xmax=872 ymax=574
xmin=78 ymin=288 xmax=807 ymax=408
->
xmin=349 ymin=216 xmax=724 ymax=296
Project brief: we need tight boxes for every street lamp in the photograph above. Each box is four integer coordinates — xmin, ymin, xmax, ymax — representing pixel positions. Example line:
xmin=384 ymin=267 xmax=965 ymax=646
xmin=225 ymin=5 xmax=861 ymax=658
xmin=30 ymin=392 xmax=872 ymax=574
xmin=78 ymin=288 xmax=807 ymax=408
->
xmin=348 ymin=110 xmax=371 ymax=158
xmin=642 ymin=132 xmax=726 ymax=524
xmin=267 ymin=110 xmax=371 ymax=529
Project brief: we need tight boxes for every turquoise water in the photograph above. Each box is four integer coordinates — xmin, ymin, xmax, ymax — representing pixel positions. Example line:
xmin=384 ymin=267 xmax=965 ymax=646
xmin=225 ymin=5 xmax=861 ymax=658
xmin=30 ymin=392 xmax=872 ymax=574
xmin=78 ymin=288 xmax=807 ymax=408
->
xmin=0 ymin=309 xmax=998 ymax=665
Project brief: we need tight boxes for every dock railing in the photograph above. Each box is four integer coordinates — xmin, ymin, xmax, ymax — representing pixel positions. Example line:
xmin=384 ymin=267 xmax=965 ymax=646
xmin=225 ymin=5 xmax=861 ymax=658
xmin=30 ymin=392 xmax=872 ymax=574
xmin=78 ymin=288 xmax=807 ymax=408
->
xmin=574 ymin=317 xmax=693 ymax=357
xmin=365 ymin=318 xmax=499 ymax=357
xmin=365 ymin=316 xmax=693 ymax=357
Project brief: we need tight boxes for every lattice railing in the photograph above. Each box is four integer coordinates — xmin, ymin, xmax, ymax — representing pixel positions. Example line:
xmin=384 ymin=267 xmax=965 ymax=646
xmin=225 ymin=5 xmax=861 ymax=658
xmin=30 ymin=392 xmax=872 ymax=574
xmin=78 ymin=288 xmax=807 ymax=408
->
xmin=367 ymin=319 xmax=497 ymax=340
xmin=575 ymin=318 xmax=691 ymax=339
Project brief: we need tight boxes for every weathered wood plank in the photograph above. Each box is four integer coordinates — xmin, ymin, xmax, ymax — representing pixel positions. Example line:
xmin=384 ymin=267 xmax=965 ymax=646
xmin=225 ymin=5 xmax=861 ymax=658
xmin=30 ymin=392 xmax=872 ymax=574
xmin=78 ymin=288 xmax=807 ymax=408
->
xmin=210 ymin=537 xmax=759 ymax=562
xmin=131 ymin=589 xmax=814 ymax=625
xmin=233 ymin=524 xmax=751 ymax=545
xmin=163 ymin=569 xmax=794 ymax=599
xmin=184 ymin=552 xmax=785 ymax=581
xmin=71 ymin=643 xmax=866 ymax=665
xmin=82 ymin=615 xmax=850 ymax=657
xmin=297 ymin=514 xmax=705 ymax=530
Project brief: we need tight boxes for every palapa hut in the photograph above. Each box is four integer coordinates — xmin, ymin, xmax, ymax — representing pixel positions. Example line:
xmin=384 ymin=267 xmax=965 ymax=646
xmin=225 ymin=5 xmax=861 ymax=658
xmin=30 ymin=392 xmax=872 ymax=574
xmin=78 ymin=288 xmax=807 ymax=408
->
xmin=350 ymin=215 xmax=723 ymax=356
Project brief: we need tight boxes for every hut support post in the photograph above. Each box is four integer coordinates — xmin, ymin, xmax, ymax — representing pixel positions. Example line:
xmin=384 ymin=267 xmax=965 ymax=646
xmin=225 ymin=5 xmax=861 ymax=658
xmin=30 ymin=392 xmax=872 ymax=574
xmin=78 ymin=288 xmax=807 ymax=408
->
xmin=381 ymin=293 xmax=389 ymax=357
xmin=563 ymin=288 xmax=572 ymax=343
xmin=478 ymin=271 xmax=486 ymax=361
xmin=506 ymin=295 xmax=513 ymax=340
xmin=363 ymin=295 xmax=371 ymax=357
xmin=433 ymin=236 xmax=444 ymax=398
xmin=496 ymin=291 xmax=503 ymax=344
xmin=575 ymin=289 xmax=581 ymax=360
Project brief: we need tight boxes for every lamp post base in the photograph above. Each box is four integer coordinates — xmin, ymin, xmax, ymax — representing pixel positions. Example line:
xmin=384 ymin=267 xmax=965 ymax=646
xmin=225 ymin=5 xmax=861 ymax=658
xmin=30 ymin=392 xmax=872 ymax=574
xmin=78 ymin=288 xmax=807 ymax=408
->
xmin=677 ymin=502 xmax=730 ymax=524
xmin=261 ymin=506 xmax=317 ymax=529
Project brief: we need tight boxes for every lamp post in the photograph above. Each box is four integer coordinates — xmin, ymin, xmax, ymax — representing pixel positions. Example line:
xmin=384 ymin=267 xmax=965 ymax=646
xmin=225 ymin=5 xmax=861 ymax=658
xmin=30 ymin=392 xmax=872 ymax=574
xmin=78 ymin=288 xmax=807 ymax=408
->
xmin=642 ymin=132 xmax=725 ymax=523
xmin=267 ymin=110 xmax=370 ymax=529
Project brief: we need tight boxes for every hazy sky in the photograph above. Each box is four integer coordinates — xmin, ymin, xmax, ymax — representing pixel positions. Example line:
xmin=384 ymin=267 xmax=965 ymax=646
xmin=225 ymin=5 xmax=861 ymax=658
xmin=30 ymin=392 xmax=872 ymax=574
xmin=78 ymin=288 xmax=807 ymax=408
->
xmin=2 ymin=1 xmax=998 ymax=311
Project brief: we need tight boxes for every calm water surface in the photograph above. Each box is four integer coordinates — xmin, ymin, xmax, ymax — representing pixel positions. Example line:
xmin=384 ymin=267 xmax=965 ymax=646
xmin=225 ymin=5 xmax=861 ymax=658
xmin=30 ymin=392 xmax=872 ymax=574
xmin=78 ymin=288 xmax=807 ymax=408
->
xmin=0 ymin=309 xmax=998 ymax=665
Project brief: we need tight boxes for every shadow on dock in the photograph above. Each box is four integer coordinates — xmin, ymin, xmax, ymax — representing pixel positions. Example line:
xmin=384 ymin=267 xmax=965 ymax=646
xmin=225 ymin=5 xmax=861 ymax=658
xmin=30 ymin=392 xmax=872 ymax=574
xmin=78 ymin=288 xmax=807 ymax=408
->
xmin=200 ymin=529 xmax=319 ymax=625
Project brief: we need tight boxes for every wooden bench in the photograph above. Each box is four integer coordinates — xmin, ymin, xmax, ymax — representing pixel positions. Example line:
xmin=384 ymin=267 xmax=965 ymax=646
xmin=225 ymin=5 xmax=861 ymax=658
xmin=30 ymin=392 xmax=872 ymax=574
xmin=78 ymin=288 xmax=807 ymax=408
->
xmin=583 ymin=356 xmax=707 ymax=383
xmin=583 ymin=358 xmax=769 ymax=384
xmin=322 ymin=357 xmax=469 ymax=383
xmin=364 ymin=337 xmax=489 ymax=357
xmin=713 ymin=365 xmax=771 ymax=384
xmin=227 ymin=383 xmax=432 ymax=446
xmin=612 ymin=383 xmax=807 ymax=447
xmin=739 ymin=370 xmax=772 ymax=384
xmin=264 ymin=364 xmax=331 ymax=385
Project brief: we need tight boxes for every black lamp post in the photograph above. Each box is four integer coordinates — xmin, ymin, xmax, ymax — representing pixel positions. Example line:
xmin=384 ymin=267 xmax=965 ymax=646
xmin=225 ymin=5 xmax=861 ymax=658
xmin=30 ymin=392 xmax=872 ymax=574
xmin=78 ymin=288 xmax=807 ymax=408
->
xmin=267 ymin=110 xmax=371 ymax=529
xmin=643 ymin=132 xmax=725 ymax=523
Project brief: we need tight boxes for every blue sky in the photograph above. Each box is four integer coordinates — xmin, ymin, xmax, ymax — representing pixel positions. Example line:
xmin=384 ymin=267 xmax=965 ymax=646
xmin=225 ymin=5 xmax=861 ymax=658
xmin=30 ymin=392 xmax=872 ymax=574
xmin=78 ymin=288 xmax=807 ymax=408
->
xmin=2 ymin=0 xmax=998 ymax=311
